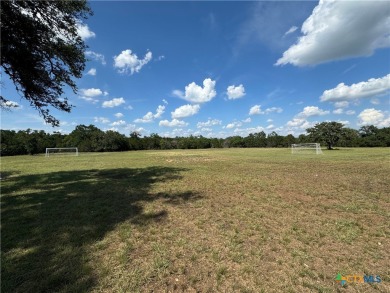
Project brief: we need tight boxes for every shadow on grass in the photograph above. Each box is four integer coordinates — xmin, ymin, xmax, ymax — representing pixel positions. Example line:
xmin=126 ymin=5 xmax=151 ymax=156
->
xmin=1 ymin=166 xmax=200 ymax=293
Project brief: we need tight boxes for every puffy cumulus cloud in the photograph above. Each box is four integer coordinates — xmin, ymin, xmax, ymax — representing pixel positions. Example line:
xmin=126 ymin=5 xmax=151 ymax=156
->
xmin=94 ymin=117 xmax=110 ymax=124
xmin=134 ymin=112 xmax=154 ymax=123
xmin=134 ymin=105 xmax=165 ymax=123
xmin=242 ymin=117 xmax=251 ymax=123
xmin=249 ymin=105 xmax=262 ymax=115
xmin=76 ymin=22 xmax=96 ymax=40
xmin=286 ymin=118 xmax=315 ymax=129
xmin=225 ymin=121 xmax=242 ymax=129
xmin=111 ymin=120 xmax=126 ymax=126
xmin=159 ymin=119 xmax=188 ymax=128
xmin=115 ymin=113 xmax=124 ymax=118
xmin=171 ymin=104 xmax=200 ymax=119
xmin=346 ymin=110 xmax=355 ymax=115
xmin=227 ymin=84 xmax=246 ymax=100
xmin=114 ymin=49 xmax=152 ymax=75
xmin=197 ymin=119 xmax=222 ymax=128
xmin=154 ymin=105 xmax=165 ymax=119
xmin=333 ymin=108 xmax=344 ymax=115
xmin=358 ymin=108 xmax=390 ymax=127
xmin=320 ymin=74 xmax=390 ymax=102
xmin=79 ymin=88 xmax=105 ymax=103
xmin=297 ymin=106 xmax=329 ymax=118
xmin=276 ymin=1 xmax=390 ymax=66
xmin=173 ymin=78 xmax=216 ymax=103
xmin=85 ymin=51 xmax=106 ymax=65
xmin=80 ymin=88 xmax=103 ymax=97
xmin=102 ymin=97 xmax=125 ymax=108
xmin=86 ymin=68 xmax=96 ymax=76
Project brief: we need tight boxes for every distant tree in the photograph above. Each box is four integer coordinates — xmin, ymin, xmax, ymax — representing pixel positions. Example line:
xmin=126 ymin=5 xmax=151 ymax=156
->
xmin=1 ymin=0 xmax=92 ymax=126
xmin=306 ymin=122 xmax=344 ymax=150
xmin=267 ymin=131 xmax=283 ymax=148
xmin=338 ymin=127 xmax=360 ymax=147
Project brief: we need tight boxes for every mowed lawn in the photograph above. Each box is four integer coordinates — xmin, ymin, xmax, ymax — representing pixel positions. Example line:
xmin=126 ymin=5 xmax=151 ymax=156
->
xmin=1 ymin=148 xmax=389 ymax=293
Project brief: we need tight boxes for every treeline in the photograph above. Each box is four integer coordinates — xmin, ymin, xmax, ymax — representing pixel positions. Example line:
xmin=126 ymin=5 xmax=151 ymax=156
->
xmin=1 ymin=124 xmax=389 ymax=156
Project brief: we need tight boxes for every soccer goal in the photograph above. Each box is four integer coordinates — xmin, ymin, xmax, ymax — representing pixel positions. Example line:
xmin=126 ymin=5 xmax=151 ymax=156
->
xmin=45 ymin=147 xmax=79 ymax=157
xmin=291 ymin=143 xmax=323 ymax=155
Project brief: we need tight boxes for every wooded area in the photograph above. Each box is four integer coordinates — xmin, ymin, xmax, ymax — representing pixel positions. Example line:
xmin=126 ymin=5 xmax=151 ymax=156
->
xmin=1 ymin=124 xmax=389 ymax=156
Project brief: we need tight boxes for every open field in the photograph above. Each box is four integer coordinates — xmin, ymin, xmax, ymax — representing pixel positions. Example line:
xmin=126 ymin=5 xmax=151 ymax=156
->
xmin=1 ymin=148 xmax=389 ymax=292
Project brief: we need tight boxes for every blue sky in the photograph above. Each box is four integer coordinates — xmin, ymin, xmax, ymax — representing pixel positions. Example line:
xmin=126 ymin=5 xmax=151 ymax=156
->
xmin=2 ymin=0 xmax=390 ymax=137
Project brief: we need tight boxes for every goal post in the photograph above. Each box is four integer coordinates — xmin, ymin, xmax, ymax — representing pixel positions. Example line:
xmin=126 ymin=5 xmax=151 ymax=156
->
xmin=45 ymin=147 xmax=79 ymax=157
xmin=291 ymin=143 xmax=323 ymax=155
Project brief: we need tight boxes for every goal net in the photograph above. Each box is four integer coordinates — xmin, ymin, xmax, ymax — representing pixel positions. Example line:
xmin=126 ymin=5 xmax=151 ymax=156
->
xmin=46 ymin=147 xmax=79 ymax=157
xmin=291 ymin=143 xmax=323 ymax=155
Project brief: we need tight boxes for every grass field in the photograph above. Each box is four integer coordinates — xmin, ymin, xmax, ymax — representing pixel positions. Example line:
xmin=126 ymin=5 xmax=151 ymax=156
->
xmin=1 ymin=148 xmax=389 ymax=292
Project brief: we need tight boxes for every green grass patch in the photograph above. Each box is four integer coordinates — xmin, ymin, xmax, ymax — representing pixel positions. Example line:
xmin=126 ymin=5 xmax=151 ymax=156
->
xmin=1 ymin=148 xmax=389 ymax=292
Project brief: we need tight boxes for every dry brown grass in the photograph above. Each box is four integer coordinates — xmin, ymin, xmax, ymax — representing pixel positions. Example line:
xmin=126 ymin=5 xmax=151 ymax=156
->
xmin=1 ymin=148 xmax=389 ymax=292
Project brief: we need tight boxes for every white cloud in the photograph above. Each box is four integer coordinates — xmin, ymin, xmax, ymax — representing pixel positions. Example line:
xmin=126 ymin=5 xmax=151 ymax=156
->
xmin=111 ymin=120 xmax=126 ymax=126
xmin=276 ymin=1 xmax=390 ymax=66
xmin=159 ymin=119 xmax=188 ymax=127
xmin=249 ymin=105 xmax=283 ymax=115
xmin=265 ymin=107 xmax=283 ymax=114
xmin=94 ymin=117 xmax=110 ymax=124
xmin=242 ymin=117 xmax=251 ymax=123
xmin=297 ymin=106 xmax=329 ymax=117
xmin=320 ymin=74 xmax=390 ymax=102
xmin=267 ymin=119 xmax=273 ymax=123
xmin=124 ymin=105 xmax=133 ymax=110
xmin=334 ymin=101 xmax=349 ymax=108
xmin=286 ymin=118 xmax=314 ymax=129
xmin=102 ymin=97 xmax=126 ymax=108
xmin=76 ymin=22 xmax=96 ymax=40
xmin=232 ymin=126 xmax=265 ymax=137
xmin=173 ymin=78 xmax=216 ymax=103
xmin=87 ymin=68 xmax=96 ymax=76
xmin=227 ymin=84 xmax=246 ymax=100
xmin=162 ymin=99 xmax=168 ymax=105
xmin=114 ymin=49 xmax=152 ymax=75
xmin=85 ymin=51 xmax=106 ymax=65
xmin=226 ymin=121 xmax=242 ymax=129
xmin=266 ymin=124 xmax=275 ymax=130
xmin=197 ymin=119 xmax=222 ymax=128
xmin=1 ymin=100 xmax=20 ymax=108
xmin=171 ymin=104 xmax=200 ymax=119
xmin=154 ymin=105 xmax=165 ymax=119
xmin=134 ymin=112 xmax=154 ymax=123
xmin=80 ymin=88 xmax=103 ymax=97
xmin=284 ymin=26 xmax=298 ymax=36
xmin=358 ymin=108 xmax=390 ymax=127
xmin=346 ymin=110 xmax=355 ymax=115
xmin=333 ymin=108 xmax=343 ymax=115
xmin=134 ymin=105 xmax=165 ymax=123
xmin=114 ymin=113 xmax=124 ymax=118
xmin=79 ymin=88 xmax=105 ymax=103
xmin=249 ymin=105 xmax=263 ymax=115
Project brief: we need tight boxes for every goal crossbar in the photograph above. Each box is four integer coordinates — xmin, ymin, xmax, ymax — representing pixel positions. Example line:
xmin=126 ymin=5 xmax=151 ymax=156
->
xmin=45 ymin=147 xmax=79 ymax=157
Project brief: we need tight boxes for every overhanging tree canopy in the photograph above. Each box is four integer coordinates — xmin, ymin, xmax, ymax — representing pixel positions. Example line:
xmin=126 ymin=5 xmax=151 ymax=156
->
xmin=1 ymin=0 xmax=92 ymax=126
